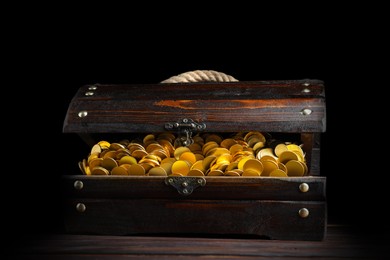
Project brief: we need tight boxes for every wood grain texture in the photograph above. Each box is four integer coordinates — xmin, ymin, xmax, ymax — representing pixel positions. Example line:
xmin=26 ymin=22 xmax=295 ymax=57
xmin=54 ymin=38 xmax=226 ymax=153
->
xmin=63 ymin=199 xmax=326 ymax=241
xmin=13 ymin=226 xmax=389 ymax=259
xmin=63 ymin=80 xmax=326 ymax=133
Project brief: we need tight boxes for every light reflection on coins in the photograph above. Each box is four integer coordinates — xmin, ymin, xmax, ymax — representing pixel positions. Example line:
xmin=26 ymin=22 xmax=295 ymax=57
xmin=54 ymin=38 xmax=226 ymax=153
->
xmin=79 ymin=131 xmax=309 ymax=178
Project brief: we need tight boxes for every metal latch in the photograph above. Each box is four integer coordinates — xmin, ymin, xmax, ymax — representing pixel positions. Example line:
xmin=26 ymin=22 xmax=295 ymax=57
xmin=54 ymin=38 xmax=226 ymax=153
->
xmin=165 ymin=176 xmax=206 ymax=196
xmin=164 ymin=118 xmax=206 ymax=146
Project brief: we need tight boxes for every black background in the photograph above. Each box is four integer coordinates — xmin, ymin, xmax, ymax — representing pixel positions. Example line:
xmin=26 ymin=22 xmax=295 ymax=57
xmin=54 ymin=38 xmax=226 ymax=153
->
xmin=4 ymin=6 xmax=387 ymax=241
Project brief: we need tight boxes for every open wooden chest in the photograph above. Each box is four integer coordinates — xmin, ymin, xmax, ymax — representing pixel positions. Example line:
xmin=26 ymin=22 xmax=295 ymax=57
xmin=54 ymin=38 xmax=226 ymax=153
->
xmin=62 ymin=79 xmax=327 ymax=241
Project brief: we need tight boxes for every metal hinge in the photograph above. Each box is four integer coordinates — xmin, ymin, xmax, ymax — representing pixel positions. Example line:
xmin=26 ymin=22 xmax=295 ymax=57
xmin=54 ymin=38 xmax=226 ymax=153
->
xmin=165 ymin=176 xmax=206 ymax=196
xmin=164 ymin=118 xmax=206 ymax=146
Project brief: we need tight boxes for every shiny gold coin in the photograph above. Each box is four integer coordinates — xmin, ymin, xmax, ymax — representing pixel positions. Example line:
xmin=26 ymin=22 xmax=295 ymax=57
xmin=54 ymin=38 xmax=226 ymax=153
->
xmin=170 ymin=172 xmax=184 ymax=176
xmin=157 ymin=132 xmax=176 ymax=142
xmin=243 ymin=158 xmax=264 ymax=175
xmin=111 ymin=166 xmax=128 ymax=175
xmin=207 ymin=169 xmax=224 ymax=176
xmin=150 ymin=149 xmax=168 ymax=160
xmin=91 ymin=144 xmax=102 ymax=154
xmin=278 ymin=150 xmax=299 ymax=164
xmin=91 ymin=166 xmax=110 ymax=175
xmin=174 ymin=146 xmax=191 ymax=160
xmin=160 ymin=162 xmax=173 ymax=175
xmin=118 ymin=155 xmax=137 ymax=165
xmin=269 ymin=169 xmax=288 ymax=177
xmin=88 ymin=157 xmax=103 ymax=170
xmin=187 ymin=169 xmax=205 ymax=176
xmin=285 ymin=160 xmax=305 ymax=177
xmin=226 ymin=161 xmax=239 ymax=171
xmin=202 ymin=141 xmax=219 ymax=156
xmin=256 ymin=148 xmax=275 ymax=160
xmin=302 ymin=161 xmax=308 ymax=175
xmin=252 ymin=141 xmax=265 ymax=153
xmin=82 ymin=159 xmax=91 ymax=175
xmin=128 ymin=164 xmax=146 ymax=175
xmin=195 ymin=153 xmax=204 ymax=161
xmin=145 ymin=143 xmax=164 ymax=153
xmin=88 ymin=152 xmax=100 ymax=163
xmin=202 ymin=155 xmax=217 ymax=171
xmin=119 ymin=164 xmax=131 ymax=171
xmin=242 ymin=169 xmax=261 ymax=176
xmin=278 ymin=162 xmax=288 ymax=173
xmin=274 ymin=143 xmax=288 ymax=157
xmin=110 ymin=143 xmax=126 ymax=151
xmin=216 ymin=154 xmax=232 ymax=164
xmin=127 ymin=143 xmax=146 ymax=154
xmin=259 ymin=155 xmax=278 ymax=164
xmin=78 ymin=161 xmax=85 ymax=175
xmin=102 ymin=150 xmax=117 ymax=159
xmin=220 ymin=138 xmax=237 ymax=149
xmin=206 ymin=147 xmax=230 ymax=157
xmin=260 ymin=160 xmax=278 ymax=176
xmin=171 ymin=160 xmax=191 ymax=175
xmin=237 ymin=157 xmax=253 ymax=171
xmin=188 ymin=143 xmax=202 ymax=153
xmin=131 ymin=149 xmax=148 ymax=160
xmin=138 ymin=158 xmax=159 ymax=167
xmin=191 ymin=160 xmax=205 ymax=172
xmin=101 ymin=157 xmax=118 ymax=171
xmin=161 ymin=157 xmax=177 ymax=164
xmin=148 ymin=166 xmax=167 ymax=176
xmin=229 ymin=143 xmax=243 ymax=155
xmin=143 ymin=134 xmax=156 ymax=145
xmin=97 ymin=140 xmax=111 ymax=149
xmin=115 ymin=150 xmax=132 ymax=159
xmin=224 ymin=170 xmax=241 ymax=176
xmin=157 ymin=139 xmax=175 ymax=157
xmin=179 ymin=151 xmax=197 ymax=165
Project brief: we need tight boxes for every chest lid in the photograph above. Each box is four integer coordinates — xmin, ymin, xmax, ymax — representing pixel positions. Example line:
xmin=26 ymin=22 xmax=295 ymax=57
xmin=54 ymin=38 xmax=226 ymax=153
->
xmin=63 ymin=79 xmax=326 ymax=134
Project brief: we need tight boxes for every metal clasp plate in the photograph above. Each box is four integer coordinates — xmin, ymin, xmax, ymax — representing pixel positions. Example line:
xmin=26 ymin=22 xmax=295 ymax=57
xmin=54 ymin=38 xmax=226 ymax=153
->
xmin=165 ymin=176 xmax=206 ymax=196
xmin=165 ymin=118 xmax=206 ymax=146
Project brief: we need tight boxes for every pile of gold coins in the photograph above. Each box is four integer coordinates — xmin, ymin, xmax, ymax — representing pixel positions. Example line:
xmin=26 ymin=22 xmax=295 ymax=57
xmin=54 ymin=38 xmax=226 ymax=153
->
xmin=79 ymin=131 xmax=308 ymax=177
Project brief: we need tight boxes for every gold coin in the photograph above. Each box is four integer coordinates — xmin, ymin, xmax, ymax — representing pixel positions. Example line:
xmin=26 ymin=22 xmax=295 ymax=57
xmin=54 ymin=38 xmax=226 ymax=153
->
xmin=237 ymin=157 xmax=252 ymax=171
xmin=285 ymin=160 xmax=305 ymax=176
xmin=143 ymin=134 xmax=156 ymax=145
xmin=243 ymin=159 xmax=264 ymax=175
xmin=202 ymin=155 xmax=217 ymax=171
xmin=256 ymin=148 xmax=275 ymax=159
xmin=216 ymin=154 xmax=232 ymax=164
xmin=88 ymin=157 xmax=103 ymax=170
xmin=242 ymin=169 xmax=261 ymax=176
xmin=207 ymin=169 xmax=224 ymax=176
xmin=274 ymin=143 xmax=288 ymax=157
xmin=78 ymin=161 xmax=85 ymax=175
xmin=101 ymin=157 xmax=118 ymax=171
xmin=119 ymin=164 xmax=131 ymax=171
xmin=269 ymin=169 xmax=288 ymax=177
xmin=174 ymin=146 xmax=191 ymax=160
xmin=91 ymin=144 xmax=102 ymax=154
xmin=145 ymin=143 xmax=164 ymax=153
xmin=195 ymin=153 xmax=205 ymax=161
xmin=179 ymin=151 xmax=197 ymax=165
xmin=102 ymin=150 xmax=117 ymax=159
xmin=278 ymin=150 xmax=299 ymax=164
xmin=127 ymin=143 xmax=146 ymax=154
xmin=110 ymin=143 xmax=126 ymax=151
xmin=202 ymin=141 xmax=219 ymax=156
xmin=191 ymin=160 xmax=205 ymax=172
xmin=91 ymin=166 xmax=109 ymax=175
xmin=229 ymin=143 xmax=243 ymax=155
xmin=88 ymin=152 xmax=100 ymax=163
xmin=82 ymin=159 xmax=91 ymax=175
xmin=188 ymin=143 xmax=202 ymax=153
xmin=220 ymin=138 xmax=237 ymax=149
xmin=160 ymin=162 xmax=173 ymax=175
xmin=206 ymin=147 xmax=230 ymax=157
xmin=259 ymin=155 xmax=278 ymax=164
xmin=252 ymin=141 xmax=265 ymax=153
xmin=226 ymin=161 xmax=239 ymax=171
xmin=128 ymin=164 xmax=146 ymax=175
xmin=261 ymin=160 xmax=278 ymax=176
xmin=148 ymin=166 xmax=167 ymax=176
xmin=161 ymin=157 xmax=177 ymax=164
xmin=187 ymin=169 xmax=205 ymax=176
xmin=278 ymin=162 xmax=288 ymax=173
xmin=118 ymin=155 xmax=137 ymax=165
xmin=97 ymin=140 xmax=111 ymax=150
xmin=171 ymin=160 xmax=191 ymax=175
xmin=111 ymin=166 xmax=128 ymax=175
xmin=131 ymin=149 xmax=148 ymax=160
xmin=205 ymin=134 xmax=223 ymax=145
xmin=224 ymin=170 xmax=241 ymax=176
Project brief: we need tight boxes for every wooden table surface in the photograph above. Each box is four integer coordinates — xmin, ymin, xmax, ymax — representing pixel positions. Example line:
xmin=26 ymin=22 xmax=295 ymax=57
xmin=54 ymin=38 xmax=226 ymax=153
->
xmin=6 ymin=225 xmax=389 ymax=259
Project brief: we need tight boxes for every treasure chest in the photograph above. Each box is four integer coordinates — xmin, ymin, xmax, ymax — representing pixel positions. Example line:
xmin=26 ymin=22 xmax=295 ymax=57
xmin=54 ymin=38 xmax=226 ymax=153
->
xmin=62 ymin=77 xmax=327 ymax=241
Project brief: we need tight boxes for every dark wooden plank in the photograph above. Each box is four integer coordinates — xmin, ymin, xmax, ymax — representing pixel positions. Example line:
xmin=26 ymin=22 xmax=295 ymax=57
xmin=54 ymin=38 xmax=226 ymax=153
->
xmin=63 ymin=80 xmax=326 ymax=133
xmin=62 ymin=175 xmax=326 ymax=200
xmin=62 ymin=199 xmax=326 ymax=241
xmin=14 ymin=226 xmax=388 ymax=259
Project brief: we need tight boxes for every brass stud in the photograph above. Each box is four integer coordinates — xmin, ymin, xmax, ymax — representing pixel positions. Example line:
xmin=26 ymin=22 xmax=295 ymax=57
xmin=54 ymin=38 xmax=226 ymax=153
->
xmin=74 ymin=180 xmax=84 ymax=190
xmin=88 ymin=85 xmax=97 ymax=90
xmin=300 ymin=108 xmax=312 ymax=115
xmin=78 ymin=111 xmax=88 ymax=118
xmin=85 ymin=91 xmax=94 ymax=96
xmin=299 ymin=208 xmax=309 ymax=218
xmin=302 ymin=88 xmax=311 ymax=93
xmin=299 ymin=183 xmax=309 ymax=193
xmin=76 ymin=203 xmax=86 ymax=213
